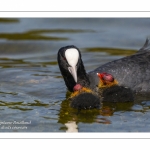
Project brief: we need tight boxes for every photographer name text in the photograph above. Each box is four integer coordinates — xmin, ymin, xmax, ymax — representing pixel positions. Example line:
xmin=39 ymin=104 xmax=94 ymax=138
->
xmin=0 ymin=120 xmax=31 ymax=130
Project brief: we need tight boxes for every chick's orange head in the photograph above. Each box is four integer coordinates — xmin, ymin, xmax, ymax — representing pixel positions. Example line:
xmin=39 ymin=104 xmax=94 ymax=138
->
xmin=97 ymin=72 xmax=118 ymax=88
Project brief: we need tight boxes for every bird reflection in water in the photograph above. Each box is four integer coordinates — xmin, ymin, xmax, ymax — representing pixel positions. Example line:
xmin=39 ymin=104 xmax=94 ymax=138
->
xmin=58 ymin=96 xmax=133 ymax=132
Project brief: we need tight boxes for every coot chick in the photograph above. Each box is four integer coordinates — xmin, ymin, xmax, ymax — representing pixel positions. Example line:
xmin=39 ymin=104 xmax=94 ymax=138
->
xmin=97 ymin=73 xmax=134 ymax=102
xmin=69 ymin=73 xmax=133 ymax=109
xmin=69 ymin=85 xmax=101 ymax=109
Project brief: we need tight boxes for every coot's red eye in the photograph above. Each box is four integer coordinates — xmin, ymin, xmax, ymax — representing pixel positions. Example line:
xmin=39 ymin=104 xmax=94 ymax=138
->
xmin=63 ymin=57 xmax=66 ymax=60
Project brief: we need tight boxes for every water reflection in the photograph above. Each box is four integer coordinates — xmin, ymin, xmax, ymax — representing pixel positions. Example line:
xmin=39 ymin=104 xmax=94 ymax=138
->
xmin=58 ymin=95 xmax=150 ymax=132
xmin=58 ymin=96 xmax=134 ymax=131
xmin=65 ymin=121 xmax=78 ymax=132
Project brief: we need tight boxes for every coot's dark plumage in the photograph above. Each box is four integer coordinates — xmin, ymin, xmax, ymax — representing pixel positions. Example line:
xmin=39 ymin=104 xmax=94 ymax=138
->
xmin=57 ymin=39 xmax=150 ymax=109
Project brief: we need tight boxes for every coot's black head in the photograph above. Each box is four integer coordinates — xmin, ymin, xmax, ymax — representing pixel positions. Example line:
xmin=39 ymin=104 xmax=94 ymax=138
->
xmin=58 ymin=45 xmax=90 ymax=92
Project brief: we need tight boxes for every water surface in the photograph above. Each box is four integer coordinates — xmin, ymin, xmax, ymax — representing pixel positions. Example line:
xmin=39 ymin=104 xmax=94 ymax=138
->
xmin=0 ymin=18 xmax=150 ymax=132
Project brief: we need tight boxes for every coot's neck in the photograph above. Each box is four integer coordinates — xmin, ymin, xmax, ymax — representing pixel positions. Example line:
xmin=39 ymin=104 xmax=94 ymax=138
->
xmin=76 ymin=59 xmax=90 ymax=88
xmin=59 ymin=65 xmax=76 ymax=92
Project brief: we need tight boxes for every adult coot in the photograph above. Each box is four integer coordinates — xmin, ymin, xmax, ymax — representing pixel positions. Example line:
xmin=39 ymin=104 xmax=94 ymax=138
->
xmin=57 ymin=39 xmax=150 ymax=109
